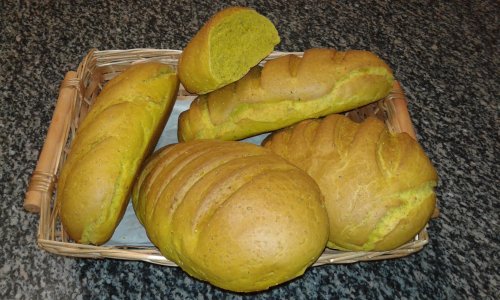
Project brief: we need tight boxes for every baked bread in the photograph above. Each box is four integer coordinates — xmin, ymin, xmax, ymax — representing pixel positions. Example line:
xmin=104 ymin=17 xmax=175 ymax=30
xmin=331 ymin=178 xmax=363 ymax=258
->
xmin=132 ymin=140 xmax=329 ymax=292
xmin=178 ymin=48 xmax=394 ymax=142
xmin=263 ymin=114 xmax=438 ymax=251
xmin=178 ymin=6 xmax=280 ymax=94
xmin=57 ymin=62 xmax=180 ymax=245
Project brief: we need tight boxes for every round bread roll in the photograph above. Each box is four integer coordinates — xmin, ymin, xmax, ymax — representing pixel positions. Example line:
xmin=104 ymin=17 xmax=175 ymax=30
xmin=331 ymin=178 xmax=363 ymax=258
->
xmin=263 ymin=114 xmax=438 ymax=251
xmin=132 ymin=140 xmax=329 ymax=292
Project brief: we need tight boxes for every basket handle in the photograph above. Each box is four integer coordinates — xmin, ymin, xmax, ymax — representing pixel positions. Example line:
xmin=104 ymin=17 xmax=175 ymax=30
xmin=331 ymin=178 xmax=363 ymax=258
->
xmin=387 ymin=82 xmax=440 ymax=219
xmin=24 ymin=71 xmax=78 ymax=213
xmin=386 ymin=81 xmax=417 ymax=140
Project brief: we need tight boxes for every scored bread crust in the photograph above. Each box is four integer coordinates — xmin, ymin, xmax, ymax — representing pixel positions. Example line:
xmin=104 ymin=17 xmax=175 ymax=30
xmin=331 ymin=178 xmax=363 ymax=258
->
xmin=178 ymin=48 xmax=394 ymax=142
xmin=57 ymin=63 xmax=180 ymax=245
xmin=263 ymin=114 xmax=438 ymax=251
xmin=132 ymin=140 xmax=329 ymax=292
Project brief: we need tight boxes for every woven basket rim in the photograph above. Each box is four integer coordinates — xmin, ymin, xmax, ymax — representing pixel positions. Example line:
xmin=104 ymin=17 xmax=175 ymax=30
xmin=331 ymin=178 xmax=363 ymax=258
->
xmin=31 ymin=48 xmax=434 ymax=266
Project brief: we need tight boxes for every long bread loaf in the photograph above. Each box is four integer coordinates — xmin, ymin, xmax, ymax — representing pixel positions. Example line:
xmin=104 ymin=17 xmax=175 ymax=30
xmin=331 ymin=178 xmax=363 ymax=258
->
xmin=178 ymin=48 xmax=394 ymax=141
xmin=57 ymin=63 xmax=179 ymax=245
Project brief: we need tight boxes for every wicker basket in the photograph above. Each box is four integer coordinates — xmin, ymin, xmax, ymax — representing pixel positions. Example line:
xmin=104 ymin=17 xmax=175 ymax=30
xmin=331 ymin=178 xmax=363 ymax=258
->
xmin=24 ymin=49 xmax=438 ymax=266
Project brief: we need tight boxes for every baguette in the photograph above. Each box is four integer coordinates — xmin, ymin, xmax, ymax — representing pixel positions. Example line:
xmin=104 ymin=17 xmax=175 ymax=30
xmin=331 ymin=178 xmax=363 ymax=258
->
xmin=178 ymin=6 xmax=280 ymax=94
xmin=57 ymin=62 xmax=179 ymax=245
xmin=132 ymin=140 xmax=329 ymax=292
xmin=178 ymin=48 xmax=394 ymax=141
xmin=263 ymin=114 xmax=438 ymax=251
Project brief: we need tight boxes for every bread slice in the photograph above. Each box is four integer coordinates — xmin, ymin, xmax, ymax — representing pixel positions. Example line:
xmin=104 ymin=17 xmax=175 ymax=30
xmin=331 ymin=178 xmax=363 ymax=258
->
xmin=178 ymin=6 xmax=280 ymax=94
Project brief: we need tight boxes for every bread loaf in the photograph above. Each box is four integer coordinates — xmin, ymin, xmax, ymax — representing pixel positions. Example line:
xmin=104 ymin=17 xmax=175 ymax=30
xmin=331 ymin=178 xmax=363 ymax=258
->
xmin=132 ymin=140 xmax=329 ymax=292
xmin=263 ymin=114 xmax=438 ymax=251
xmin=178 ymin=6 xmax=280 ymax=94
xmin=178 ymin=48 xmax=394 ymax=142
xmin=58 ymin=62 xmax=179 ymax=245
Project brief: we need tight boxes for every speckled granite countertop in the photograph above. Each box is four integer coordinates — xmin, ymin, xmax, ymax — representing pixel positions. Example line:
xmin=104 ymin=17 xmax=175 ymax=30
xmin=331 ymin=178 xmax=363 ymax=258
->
xmin=1 ymin=0 xmax=498 ymax=299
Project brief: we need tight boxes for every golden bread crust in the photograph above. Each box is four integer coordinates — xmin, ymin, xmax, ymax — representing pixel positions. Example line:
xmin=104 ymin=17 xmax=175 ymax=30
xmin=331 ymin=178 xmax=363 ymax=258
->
xmin=263 ymin=114 xmax=438 ymax=251
xmin=58 ymin=63 xmax=179 ymax=245
xmin=132 ymin=140 xmax=329 ymax=292
xmin=178 ymin=48 xmax=394 ymax=141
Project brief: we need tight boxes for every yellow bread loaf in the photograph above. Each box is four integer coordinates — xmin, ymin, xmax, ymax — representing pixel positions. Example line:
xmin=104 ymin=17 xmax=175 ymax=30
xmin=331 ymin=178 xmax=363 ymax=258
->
xmin=178 ymin=6 xmax=280 ymax=94
xmin=263 ymin=114 xmax=438 ymax=251
xmin=178 ymin=48 xmax=394 ymax=142
xmin=132 ymin=140 xmax=329 ymax=292
xmin=57 ymin=62 xmax=180 ymax=245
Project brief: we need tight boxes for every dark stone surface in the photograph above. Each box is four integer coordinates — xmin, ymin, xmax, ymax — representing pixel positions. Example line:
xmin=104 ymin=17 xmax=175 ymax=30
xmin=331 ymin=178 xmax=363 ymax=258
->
xmin=0 ymin=0 xmax=498 ymax=299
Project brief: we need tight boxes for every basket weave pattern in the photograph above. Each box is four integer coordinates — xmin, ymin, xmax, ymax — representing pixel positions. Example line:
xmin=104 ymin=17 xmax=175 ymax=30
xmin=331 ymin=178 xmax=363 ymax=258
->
xmin=34 ymin=49 xmax=431 ymax=266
